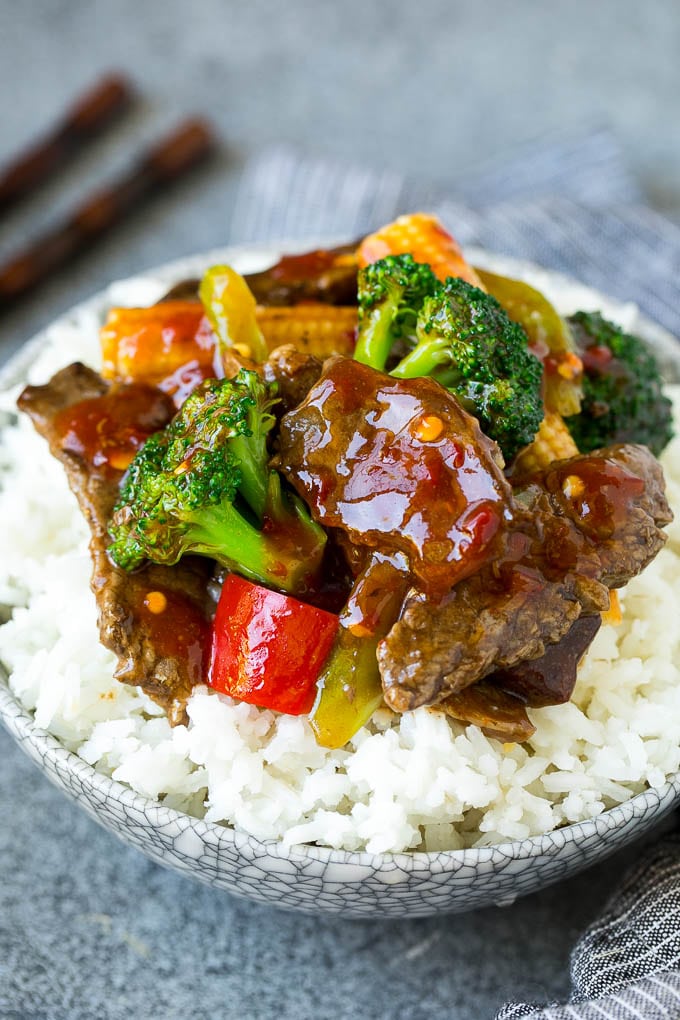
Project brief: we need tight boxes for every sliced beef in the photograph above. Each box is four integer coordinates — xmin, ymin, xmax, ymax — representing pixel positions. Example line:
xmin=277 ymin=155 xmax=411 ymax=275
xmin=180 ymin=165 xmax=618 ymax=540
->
xmin=379 ymin=443 xmax=671 ymax=713
xmin=276 ymin=357 xmax=511 ymax=599
xmin=488 ymin=613 xmax=602 ymax=708
xmin=274 ymin=356 xmax=671 ymax=718
xmin=159 ymin=278 xmax=201 ymax=302
xmin=379 ymin=559 xmax=584 ymax=712
xmin=263 ymin=345 xmax=323 ymax=415
xmin=158 ymin=246 xmax=359 ymax=306
xmin=436 ymin=616 xmax=602 ymax=741
xmin=18 ymin=363 xmax=213 ymax=724
xmin=438 ymin=612 xmax=603 ymax=741
xmin=537 ymin=444 xmax=672 ymax=587
xmin=436 ymin=681 xmax=536 ymax=743
xmin=244 ymin=246 xmax=358 ymax=306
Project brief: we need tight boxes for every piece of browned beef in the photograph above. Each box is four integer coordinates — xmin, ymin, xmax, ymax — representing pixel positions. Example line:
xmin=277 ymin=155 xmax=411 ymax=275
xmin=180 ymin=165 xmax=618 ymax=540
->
xmin=275 ymin=356 xmax=672 ymax=719
xmin=536 ymin=444 xmax=673 ymax=587
xmin=381 ymin=558 xmax=586 ymax=713
xmin=245 ymin=246 xmax=358 ymax=306
xmin=276 ymin=357 xmax=511 ymax=600
xmin=435 ymin=614 xmax=603 ymax=743
xmin=436 ymin=682 xmax=536 ymax=743
xmin=18 ymin=363 xmax=213 ymax=724
xmin=158 ymin=278 xmax=201 ymax=302
xmin=379 ymin=443 xmax=671 ymax=712
xmin=159 ymin=245 xmax=359 ymax=307
xmin=263 ymin=345 xmax=324 ymax=415
xmin=488 ymin=613 xmax=602 ymax=708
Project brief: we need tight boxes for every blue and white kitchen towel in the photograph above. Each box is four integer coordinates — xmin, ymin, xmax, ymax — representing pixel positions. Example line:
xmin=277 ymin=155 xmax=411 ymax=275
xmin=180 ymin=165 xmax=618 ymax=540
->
xmin=230 ymin=128 xmax=680 ymax=1019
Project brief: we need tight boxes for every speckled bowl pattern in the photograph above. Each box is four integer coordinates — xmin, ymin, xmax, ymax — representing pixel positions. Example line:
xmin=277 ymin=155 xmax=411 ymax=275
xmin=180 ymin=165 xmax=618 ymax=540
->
xmin=2 ymin=245 xmax=680 ymax=918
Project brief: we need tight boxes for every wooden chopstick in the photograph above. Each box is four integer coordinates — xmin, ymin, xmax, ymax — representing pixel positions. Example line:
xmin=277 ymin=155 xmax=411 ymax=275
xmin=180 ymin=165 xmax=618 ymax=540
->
xmin=0 ymin=118 xmax=217 ymax=310
xmin=0 ymin=73 xmax=136 ymax=216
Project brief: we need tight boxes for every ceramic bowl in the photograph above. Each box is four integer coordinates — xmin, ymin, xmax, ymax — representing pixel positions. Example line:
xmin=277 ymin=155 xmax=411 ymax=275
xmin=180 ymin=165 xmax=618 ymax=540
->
xmin=1 ymin=244 xmax=679 ymax=918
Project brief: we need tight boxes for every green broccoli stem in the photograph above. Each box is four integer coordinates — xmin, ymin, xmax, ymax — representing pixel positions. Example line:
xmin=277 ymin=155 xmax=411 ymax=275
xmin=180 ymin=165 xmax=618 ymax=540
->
xmin=264 ymin=470 xmax=324 ymax=540
xmin=389 ymin=334 xmax=451 ymax=379
xmin=354 ymin=292 xmax=402 ymax=371
xmin=188 ymin=500 xmax=322 ymax=595
xmin=229 ymin=433 xmax=268 ymax=521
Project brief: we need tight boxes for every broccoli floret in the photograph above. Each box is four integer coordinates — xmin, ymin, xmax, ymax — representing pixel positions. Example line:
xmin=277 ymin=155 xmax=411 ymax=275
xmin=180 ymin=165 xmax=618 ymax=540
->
xmin=389 ymin=277 xmax=544 ymax=461
xmin=354 ymin=254 xmax=440 ymax=371
xmin=354 ymin=257 xmax=544 ymax=460
xmin=565 ymin=311 xmax=673 ymax=456
xmin=108 ymin=369 xmax=326 ymax=594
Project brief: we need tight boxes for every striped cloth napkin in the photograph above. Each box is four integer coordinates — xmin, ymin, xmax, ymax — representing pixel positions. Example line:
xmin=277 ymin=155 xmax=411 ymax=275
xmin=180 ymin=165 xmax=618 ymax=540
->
xmin=499 ymin=835 xmax=680 ymax=1018
xmin=231 ymin=128 xmax=680 ymax=338
xmin=230 ymin=129 xmax=680 ymax=1019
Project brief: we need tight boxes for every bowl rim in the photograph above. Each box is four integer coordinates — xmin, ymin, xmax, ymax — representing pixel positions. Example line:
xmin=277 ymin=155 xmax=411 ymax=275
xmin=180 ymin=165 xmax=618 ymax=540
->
xmin=1 ymin=239 xmax=679 ymax=871
xmin=2 ymin=678 xmax=680 ymax=870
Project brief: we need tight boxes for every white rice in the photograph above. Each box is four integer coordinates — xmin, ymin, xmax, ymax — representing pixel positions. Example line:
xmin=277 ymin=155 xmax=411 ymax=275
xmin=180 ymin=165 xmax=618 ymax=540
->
xmin=1 ymin=276 xmax=680 ymax=854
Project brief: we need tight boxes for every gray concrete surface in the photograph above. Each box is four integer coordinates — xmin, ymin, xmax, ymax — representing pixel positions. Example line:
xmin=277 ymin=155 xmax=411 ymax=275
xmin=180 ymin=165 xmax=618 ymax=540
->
xmin=2 ymin=729 xmax=675 ymax=1020
xmin=1 ymin=0 xmax=679 ymax=363
xmin=1 ymin=3 xmax=680 ymax=1017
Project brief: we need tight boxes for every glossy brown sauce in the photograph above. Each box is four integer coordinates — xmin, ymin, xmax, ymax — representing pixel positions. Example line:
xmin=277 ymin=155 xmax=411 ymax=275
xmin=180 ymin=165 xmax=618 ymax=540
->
xmin=267 ymin=249 xmax=345 ymax=284
xmin=544 ymin=455 xmax=646 ymax=540
xmin=54 ymin=384 xmax=174 ymax=476
xmin=341 ymin=551 xmax=411 ymax=638
xmin=123 ymin=587 xmax=209 ymax=686
xmin=158 ymin=358 xmax=215 ymax=409
xmin=278 ymin=359 xmax=512 ymax=604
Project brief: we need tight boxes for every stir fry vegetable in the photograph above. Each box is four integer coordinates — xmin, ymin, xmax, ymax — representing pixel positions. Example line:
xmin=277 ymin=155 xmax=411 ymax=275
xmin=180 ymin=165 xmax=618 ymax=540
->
xmin=565 ymin=311 xmax=673 ymax=456
xmin=392 ymin=277 xmax=544 ymax=461
xmin=108 ymin=370 xmax=326 ymax=594
xmin=310 ymin=628 xmax=384 ymax=747
xmin=357 ymin=212 xmax=483 ymax=287
xmin=209 ymin=575 xmax=339 ymax=714
xmin=355 ymin=255 xmax=544 ymax=461
xmin=254 ymin=305 xmax=357 ymax=358
xmin=101 ymin=302 xmax=208 ymax=383
xmin=475 ymin=268 xmax=583 ymax=418
xmin=33 ymin=210 xmax=664 ymax=752
xmin=199 ymin=264 xmax=268 ymax=364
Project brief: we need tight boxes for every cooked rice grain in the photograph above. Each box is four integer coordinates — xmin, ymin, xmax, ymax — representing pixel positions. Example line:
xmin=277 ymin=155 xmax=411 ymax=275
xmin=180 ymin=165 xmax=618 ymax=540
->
xmin=1 ymin=296 xmax=679 ymax=854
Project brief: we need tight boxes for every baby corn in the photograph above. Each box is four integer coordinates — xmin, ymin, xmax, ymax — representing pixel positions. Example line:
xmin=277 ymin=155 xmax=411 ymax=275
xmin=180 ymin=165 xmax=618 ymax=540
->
xmin=513 ymin=411 xmax=579 ymax=475
xmin=256 ymin=304 xmax=357 ymax=358
xmin=356 ymin=213 xmax=484 ymax=288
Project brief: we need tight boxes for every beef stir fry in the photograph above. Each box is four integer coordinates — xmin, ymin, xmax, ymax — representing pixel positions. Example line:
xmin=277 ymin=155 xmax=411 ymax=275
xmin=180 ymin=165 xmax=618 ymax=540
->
xmin=18 ymin=214 xmax=674 ymax=748
xmin=18 ymin=363 xmax=213 ymax=725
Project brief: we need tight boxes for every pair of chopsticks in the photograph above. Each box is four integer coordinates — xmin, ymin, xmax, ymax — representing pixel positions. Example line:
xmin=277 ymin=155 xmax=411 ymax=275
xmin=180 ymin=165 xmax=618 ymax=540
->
xmin=0 ymin=73 xmax=216 ymax=310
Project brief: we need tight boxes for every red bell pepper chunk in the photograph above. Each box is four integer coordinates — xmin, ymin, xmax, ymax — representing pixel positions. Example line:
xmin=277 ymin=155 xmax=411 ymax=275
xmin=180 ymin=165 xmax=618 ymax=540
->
xmin=208 ymin=575 xmax=339 ymax=715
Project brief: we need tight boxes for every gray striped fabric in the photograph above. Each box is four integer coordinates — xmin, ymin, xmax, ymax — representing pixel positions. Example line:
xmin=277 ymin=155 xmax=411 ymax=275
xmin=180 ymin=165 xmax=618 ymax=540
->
xmin=497 ymin=836 xmax=680 ymax=1019
xmin=229 ymin=130 xmax=680 ymax=1018
xmin=230 ymin=125 xmax=644 ymax=243
xmin=432 ymin=197 xmax=680 ymax=338
xmin=230 ymin=131 xmax=680 ymax=339
xmin=499 ymin=971 xmax=680 ymax=1020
